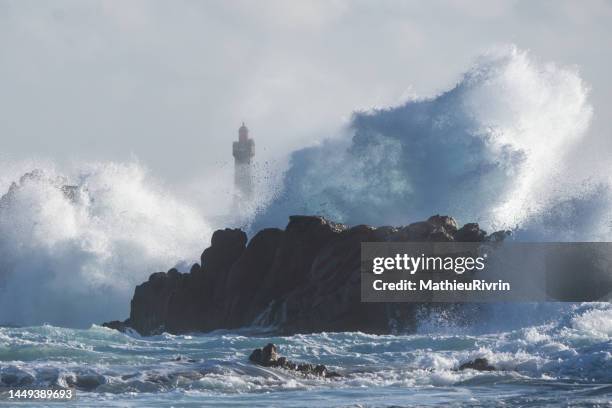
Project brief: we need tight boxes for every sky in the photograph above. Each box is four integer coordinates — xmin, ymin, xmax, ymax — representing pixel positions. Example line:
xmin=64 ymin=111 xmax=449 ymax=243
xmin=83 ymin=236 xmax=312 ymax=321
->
xmin=0 ymin=0 xmax=611 ymax=209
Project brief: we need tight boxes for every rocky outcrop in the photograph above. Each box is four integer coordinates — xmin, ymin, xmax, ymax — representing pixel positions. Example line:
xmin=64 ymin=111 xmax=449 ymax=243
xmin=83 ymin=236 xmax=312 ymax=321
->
xmin=249 ymin=343 xmax=340 ymax=378
xmin=101 ymin=320 xmax=129 ymax=333
xmin=458 ymin=358 xmax=496 ymax=371
xmin=104 ymin=214 xmax=506 ymax=336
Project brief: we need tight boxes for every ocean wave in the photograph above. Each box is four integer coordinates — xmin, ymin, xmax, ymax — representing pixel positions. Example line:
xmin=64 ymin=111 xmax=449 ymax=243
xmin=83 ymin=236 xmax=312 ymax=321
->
xmin=252 ymin=46 xmax=611 ymax=242
xmin=1 ymin=303 xmax=609 ymax=395
xmin=0 ymin=163 xmax=211 ymax=328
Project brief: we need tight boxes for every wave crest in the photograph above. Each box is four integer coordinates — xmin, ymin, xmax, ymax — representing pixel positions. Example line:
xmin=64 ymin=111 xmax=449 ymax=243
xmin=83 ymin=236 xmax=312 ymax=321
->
xmin=254 ymin=46 xmax=602 ymax=238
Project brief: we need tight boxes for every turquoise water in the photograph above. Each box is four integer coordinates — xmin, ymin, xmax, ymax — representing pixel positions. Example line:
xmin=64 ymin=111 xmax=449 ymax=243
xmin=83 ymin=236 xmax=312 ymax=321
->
xmin=1 ymin=303 xmax=611 ymax=407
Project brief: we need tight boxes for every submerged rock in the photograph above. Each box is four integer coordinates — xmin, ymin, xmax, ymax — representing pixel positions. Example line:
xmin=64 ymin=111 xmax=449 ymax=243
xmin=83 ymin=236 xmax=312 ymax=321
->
xmin=173 ymin=355 xmax=197 ymax=363
xmin=103 ymin=214 xmax=502 ymax=336
xmin=458 ymin=358 xmax=496 ymax=371
xmin=249 ymin=343 xmax=341 ymax=378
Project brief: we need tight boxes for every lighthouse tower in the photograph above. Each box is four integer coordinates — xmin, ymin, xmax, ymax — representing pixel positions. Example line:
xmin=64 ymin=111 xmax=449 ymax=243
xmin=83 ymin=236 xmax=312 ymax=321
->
xmin=232 ymin=122 xmax=255 ymax=206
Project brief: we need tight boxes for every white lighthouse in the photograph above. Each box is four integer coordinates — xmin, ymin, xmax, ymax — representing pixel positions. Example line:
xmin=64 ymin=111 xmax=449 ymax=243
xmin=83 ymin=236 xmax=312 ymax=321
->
xmin=232 ymin=122 xmax=255 ymax=210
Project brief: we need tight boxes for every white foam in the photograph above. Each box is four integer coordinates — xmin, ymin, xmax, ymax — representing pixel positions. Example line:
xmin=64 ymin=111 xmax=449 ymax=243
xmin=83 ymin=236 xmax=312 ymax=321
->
xmin=570 ymin=306 xmax=612 ymax=338
xmin=253 ymin=46 xmax=607 ymax=241
xmin=0 ymin=162 xmax=211 ymax=327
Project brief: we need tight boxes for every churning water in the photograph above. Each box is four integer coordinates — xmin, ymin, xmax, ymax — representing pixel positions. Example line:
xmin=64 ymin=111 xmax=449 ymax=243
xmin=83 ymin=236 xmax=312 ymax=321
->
xmin=0 ymin=303 xmax=610 ymax=407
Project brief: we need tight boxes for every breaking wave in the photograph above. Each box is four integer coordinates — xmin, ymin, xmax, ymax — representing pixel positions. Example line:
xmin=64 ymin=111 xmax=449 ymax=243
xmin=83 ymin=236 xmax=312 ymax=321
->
xmin=0 ymin=162 xmax=210 ymax=327
xmin=253 ymin=46 xmax=611 ymax=240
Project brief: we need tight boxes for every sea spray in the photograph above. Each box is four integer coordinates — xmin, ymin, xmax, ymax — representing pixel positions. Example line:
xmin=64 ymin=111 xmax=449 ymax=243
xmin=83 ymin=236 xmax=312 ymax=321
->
xmin=0 ymin=46 xmax=609 ymax=330
xmin=0 ymin=162 xmax=211 ymax=327
xmin=252 ymin=46 xmax=604 ymax=239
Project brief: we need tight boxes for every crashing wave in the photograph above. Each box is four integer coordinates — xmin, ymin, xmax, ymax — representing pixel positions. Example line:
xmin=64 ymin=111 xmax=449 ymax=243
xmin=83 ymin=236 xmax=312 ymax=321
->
xmin=0 ymin=162 xmax=210 ymax=327
xmin=252 ymin=46 xmax=608 ymax=241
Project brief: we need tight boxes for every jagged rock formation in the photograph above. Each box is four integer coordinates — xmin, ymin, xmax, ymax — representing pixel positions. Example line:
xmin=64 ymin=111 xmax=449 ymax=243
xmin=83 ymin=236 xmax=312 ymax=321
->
xmin=249 ymin=343 xmax=340 ymax=378
xmin=104 ymin=215 xmax=504 ymax=336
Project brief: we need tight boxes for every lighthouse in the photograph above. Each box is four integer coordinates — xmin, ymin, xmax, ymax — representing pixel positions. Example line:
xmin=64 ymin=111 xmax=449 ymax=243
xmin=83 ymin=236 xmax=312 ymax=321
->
xmin=232 ymin=122 xmax=255 ymax=206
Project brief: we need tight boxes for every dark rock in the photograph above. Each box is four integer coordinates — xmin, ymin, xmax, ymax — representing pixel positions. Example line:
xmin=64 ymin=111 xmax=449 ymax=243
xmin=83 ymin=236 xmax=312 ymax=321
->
xmin=173 ymin=355 xmax=197 ymax=363
xmin=455 ymin=223 xmax=487 ymax=242
xmin=403 ymin=221 xmax=434 ymax=241
xmin=458 ymin=358 xmax=495 ymax=371
xmin=261 ymin=343 xmax=279 ymax=364
xmin=249 ymin=348 xmax=263 ymax=364
xmin=201 ymin=228 xmax=247 ymax=272
xmin=102 ymin=320 xmax=129 ymax=333
xmin=248 ymin=343 xmax=279 ymax=367
xmin=104 ymin=214 xmax=496 ymax=336
xmin=396 ymin=215 xmax=457 ymax=242
xmin=428 ymin=227 xmax=454 ymax=242
xmin=249 ymin=343 xmax=340 ymax=378
xmin=427 ymin=214 xmax=458 ymax=233
xmin=222 ymin=228 xmax=284 ymax=327
xmin=127 ymin=268 xmax=185 ymax=335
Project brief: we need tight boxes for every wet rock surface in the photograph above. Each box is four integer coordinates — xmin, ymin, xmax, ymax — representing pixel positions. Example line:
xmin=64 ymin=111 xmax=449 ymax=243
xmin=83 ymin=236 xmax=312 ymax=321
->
xmin=458 ymin=358 xmax=496 ymax=371
xmin=102 ymin=320 xmax=129 ymax=333
xmin=249 ymin=343 xmax=341 ymax=378
xmin=104 ymin=214 xmax=505 ymax=336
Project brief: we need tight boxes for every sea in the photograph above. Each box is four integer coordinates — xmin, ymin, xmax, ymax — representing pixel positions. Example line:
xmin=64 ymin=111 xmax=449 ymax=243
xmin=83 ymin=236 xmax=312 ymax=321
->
xmin=1 ymin=302 xmax=610 ymax=407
